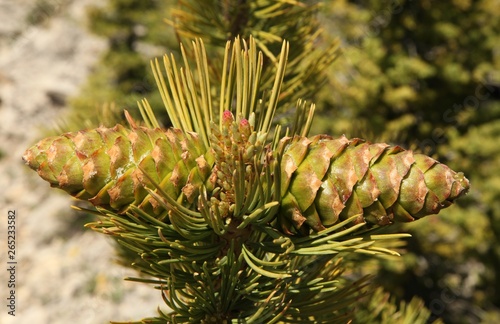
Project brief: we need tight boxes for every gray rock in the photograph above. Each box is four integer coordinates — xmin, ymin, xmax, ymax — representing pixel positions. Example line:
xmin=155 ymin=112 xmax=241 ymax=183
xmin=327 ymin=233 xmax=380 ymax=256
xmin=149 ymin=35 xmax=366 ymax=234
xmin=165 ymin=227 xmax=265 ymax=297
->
xmin=0 ymin=1 xmax=163 ymax=323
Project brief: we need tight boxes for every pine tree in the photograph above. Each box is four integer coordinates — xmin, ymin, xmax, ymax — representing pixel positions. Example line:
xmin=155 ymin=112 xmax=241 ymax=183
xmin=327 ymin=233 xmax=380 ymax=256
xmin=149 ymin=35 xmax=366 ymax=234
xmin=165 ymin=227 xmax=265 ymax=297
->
xmin=23 ymin=0 xmax=485 ymax=322
xmin=24 ymin=35 xmax=468 ymax=322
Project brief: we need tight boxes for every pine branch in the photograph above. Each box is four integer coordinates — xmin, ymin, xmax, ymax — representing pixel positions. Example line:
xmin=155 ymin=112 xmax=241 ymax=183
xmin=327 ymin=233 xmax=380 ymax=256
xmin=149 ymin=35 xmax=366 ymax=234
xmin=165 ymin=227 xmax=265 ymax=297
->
xmin=166 ymin=0 xmax=340 ymax=110
xmin=23 ymin=37 xmax=469 ymax=322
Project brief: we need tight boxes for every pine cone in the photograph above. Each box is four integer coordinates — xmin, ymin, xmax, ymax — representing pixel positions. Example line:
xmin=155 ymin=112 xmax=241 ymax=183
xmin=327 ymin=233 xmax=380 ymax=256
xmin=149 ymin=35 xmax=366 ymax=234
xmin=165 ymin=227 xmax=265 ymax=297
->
xmin=278 ymin=135 xmax=470 ymax=234
xmin=22 ymin=124 xmax=212 ymax=215
xmin=23 ymin=123 xmax=469 ymax=234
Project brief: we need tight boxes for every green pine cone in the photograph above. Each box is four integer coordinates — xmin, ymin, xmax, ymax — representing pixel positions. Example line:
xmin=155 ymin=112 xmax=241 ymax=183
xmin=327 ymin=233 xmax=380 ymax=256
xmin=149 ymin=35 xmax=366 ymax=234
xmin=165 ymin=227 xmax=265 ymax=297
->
xmin=23 ymin=122 xmax=469 ymax=235
xmin=278 ymin=135 xmax=470 ymax=234
xmin=23 ymin=124 xmax=213 ymax=215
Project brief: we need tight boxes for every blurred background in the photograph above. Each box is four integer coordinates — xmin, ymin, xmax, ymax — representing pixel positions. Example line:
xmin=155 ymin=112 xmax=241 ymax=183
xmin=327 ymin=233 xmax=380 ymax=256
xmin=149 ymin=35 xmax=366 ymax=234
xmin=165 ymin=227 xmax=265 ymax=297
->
xmin=0 ymin=1 xmax=165 ymax=323
xmin=1 ymin=0 xmax=499 ymax=323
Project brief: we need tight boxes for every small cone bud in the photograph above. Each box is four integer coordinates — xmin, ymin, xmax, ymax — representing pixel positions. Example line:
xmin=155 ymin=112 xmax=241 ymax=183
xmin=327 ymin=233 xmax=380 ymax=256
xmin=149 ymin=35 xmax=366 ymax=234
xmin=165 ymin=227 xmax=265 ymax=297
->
xmin=239 ymin=118 xmax=251 ymax=140
xmin=208 ymin=113 xmax=267 ymax=219
xmin=222 ymin=110 xmax=234 ymax=125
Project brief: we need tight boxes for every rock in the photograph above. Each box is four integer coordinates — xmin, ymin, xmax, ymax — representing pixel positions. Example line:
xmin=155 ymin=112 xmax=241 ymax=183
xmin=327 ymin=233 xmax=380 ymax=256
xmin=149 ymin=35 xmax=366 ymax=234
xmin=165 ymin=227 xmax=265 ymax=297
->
xmin=0 ymin=1 xmax=162 ymax=323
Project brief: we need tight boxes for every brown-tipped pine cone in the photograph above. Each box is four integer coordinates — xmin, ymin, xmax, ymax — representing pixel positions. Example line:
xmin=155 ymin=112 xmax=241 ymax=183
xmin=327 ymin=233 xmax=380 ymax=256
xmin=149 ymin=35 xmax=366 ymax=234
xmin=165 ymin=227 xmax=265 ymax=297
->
xmin=278 ymin=135 xmax=470 ymax=234
xmin=22 ymin=124 xmax=212 ymax=215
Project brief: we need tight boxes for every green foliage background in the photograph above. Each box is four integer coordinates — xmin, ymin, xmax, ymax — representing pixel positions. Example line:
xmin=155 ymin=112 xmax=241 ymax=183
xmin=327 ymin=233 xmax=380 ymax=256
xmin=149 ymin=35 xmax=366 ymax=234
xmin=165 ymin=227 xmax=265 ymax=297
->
xmin=65 ymin=0 xmax=500 ymax=323
xmin=64 ymin=0 xmax=177 ymax=129
xmin=319 ymin=1 xmax=500 ymax=323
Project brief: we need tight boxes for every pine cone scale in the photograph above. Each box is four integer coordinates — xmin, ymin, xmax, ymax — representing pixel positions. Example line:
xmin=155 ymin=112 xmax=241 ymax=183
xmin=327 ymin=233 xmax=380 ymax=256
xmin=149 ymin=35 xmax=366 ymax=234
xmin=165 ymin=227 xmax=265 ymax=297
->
xmin=348 ymin=142 xmax=371 ymax=180
xmin=58 ymin=155 xmax=84 ymax=192
xmin=328 ymin=146 xmax=358 ymax=203
xmin=108 ymin=135 xmax=132 ymax=178
xmin=354 ymin=172 xmax=381 ymax=208
xmin=397 ymin=166 xmax=428 ymax=214
xmin=424 ymin=163 xmax=453 ymax=202
xmin=315 ymin=180 xmax=343 ymax=226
